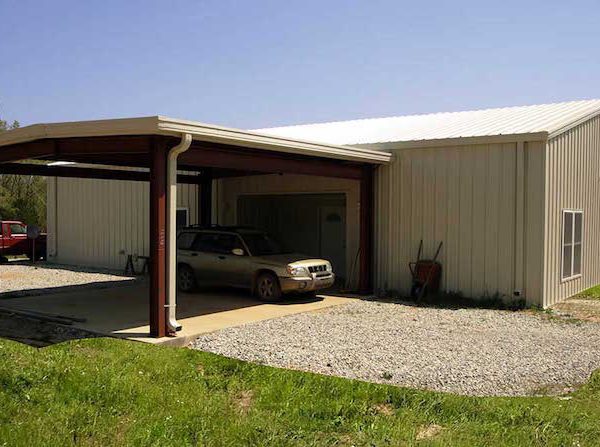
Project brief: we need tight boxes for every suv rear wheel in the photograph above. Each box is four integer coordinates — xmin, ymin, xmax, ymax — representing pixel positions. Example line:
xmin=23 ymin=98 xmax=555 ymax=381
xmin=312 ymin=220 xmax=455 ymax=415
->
xmin=255 ymin=272 xmax=282 ymax=302
xmin=177 ymin=264 xmax=197 ymax=292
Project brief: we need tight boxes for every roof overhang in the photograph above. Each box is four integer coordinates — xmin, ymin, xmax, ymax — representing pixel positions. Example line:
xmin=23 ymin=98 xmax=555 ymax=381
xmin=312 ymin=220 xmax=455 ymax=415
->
xmin=0 ymin=116 xmax=392 ymax=164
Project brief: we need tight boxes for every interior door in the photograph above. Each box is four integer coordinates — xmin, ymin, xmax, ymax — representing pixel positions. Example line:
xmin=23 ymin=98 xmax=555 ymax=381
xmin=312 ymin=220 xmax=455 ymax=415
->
xmin=319 ymin=205 xmax=346 ymax=281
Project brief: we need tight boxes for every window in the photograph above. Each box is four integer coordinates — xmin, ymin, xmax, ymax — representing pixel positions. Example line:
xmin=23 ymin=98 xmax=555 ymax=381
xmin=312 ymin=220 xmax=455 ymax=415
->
xmin=176 ymin=208 xmax=189 ymax=229
xmin=191 ymin=233 xmax=244 ymax=255
xmin=562 ymin=210 xmax=583 ymax=280
xmin=177 ymin=232 xmax=196 ymax=250
xmin=241 ymin=232 xmax=288 ymax=256
xmin=9 ymin=224 xmax=27 ymax=235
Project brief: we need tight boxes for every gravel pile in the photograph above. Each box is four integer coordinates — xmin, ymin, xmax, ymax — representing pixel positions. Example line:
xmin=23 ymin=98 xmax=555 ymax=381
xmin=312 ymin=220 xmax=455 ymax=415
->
xmin=0 ymin=263 xmax=135 ymax=297
xmin=193 ymin=300 xmax=600 ymax=396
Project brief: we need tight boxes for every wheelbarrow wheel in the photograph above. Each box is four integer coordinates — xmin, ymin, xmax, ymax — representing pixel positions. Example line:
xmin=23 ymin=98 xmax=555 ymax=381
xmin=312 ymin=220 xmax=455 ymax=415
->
xmin=411 ymin=283 xmax=426 ymax=299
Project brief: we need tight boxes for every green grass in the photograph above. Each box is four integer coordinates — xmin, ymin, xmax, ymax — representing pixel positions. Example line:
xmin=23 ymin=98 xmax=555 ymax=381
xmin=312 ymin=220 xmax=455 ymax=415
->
xmin=575 ymin=284 xmax=600 ymax=300
xmin=1 ymin=338 xmax=600 ymax=446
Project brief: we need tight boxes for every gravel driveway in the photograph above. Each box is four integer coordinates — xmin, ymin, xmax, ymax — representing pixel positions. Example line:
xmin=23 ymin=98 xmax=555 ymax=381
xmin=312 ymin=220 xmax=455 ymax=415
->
xmin=0 ymin=263 xmax=135 ymax=297
xmin=193 ymin=300 xmax=600 ymax=396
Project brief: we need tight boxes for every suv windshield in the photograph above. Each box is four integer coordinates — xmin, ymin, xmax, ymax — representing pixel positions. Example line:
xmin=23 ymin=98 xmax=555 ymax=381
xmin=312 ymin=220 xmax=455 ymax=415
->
xmin=241 ymin=232 xmax=289 ymax=256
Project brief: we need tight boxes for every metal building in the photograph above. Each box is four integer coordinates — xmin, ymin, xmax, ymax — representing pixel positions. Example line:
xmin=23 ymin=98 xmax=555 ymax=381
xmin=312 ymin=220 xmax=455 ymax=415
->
xmin=259 ymin=99 xmax=600 ymax=306
xmin=8 ymin=99 xmax=599 ymax=310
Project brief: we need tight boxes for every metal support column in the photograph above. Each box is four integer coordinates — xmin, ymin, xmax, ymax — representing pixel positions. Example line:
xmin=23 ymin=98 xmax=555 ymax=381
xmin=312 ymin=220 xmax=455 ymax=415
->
xmin=358 ymin=165 xmax=374 ymax=294
xmin=149 ymin=138 xmax=168 ymax=337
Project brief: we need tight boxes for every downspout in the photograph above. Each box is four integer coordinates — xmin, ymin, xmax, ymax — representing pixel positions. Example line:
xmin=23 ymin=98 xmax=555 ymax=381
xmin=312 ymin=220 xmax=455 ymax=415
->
xmin=166 ymin=133 xmax=193 ymax=334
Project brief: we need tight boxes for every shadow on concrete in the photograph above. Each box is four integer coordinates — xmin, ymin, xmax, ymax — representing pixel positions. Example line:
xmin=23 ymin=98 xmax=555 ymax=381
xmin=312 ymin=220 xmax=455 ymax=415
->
xmin=0 ymin=261 xmax=138 ymax=300
xmin=0 ymin=279 xmax=140 ymax=300
xmin=0 ymin=262 xmax=352 ymax=346
xmin=0 ymin=281 xmax=333 ymax=344
xmin=0 ymin=311 xmax=99 ymax=348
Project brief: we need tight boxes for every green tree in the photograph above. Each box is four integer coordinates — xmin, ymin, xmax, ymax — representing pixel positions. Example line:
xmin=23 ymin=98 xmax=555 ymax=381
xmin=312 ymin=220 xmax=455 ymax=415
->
xmin=0 ymin=119 xmax=47 ymax=226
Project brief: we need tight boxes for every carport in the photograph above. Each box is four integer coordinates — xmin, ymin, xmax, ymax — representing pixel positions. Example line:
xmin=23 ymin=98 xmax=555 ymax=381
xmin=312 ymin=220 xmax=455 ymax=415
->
xmin=0 ymin=116 xmax=390 ymax=338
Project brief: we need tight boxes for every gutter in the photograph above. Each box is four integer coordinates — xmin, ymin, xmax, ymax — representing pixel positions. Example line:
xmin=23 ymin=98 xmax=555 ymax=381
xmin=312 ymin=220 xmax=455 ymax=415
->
xmin=166 ymin=133 xmax=192 ymax=334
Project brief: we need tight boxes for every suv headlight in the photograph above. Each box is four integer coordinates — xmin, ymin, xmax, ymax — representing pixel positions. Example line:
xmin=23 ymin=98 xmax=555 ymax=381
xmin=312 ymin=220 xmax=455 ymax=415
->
xmin=286 ymin=265 xmax=308 ymax=277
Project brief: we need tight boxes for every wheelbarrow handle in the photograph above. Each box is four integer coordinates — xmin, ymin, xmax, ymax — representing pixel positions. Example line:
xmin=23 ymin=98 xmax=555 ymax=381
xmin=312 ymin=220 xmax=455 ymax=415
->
xmin=408 ymin=262 xmax=417 ymax=276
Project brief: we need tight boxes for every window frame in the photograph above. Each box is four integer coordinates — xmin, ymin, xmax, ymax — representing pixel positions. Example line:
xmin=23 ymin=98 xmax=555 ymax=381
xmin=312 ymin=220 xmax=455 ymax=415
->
xmin=9 ymin=223 xmax=27 ymax=235
xmin=176 ymin=207 xmax=189 ymax=229
xmin=561 ymin=209 xmax=583 ymax=282
xmin=191 ymin=232 xmax=246 ymax=255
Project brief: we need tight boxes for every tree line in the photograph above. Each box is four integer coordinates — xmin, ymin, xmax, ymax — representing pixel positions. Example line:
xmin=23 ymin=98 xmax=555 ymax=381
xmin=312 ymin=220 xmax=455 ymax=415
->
xmin=0 ymin=118 xmax=47 ymax=227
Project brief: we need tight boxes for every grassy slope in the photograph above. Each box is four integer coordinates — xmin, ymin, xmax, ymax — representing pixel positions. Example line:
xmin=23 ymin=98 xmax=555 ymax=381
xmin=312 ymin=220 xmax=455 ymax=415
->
xmin=1 ymin=338 xmax=599 ymax=446
xmin=576 ymin=285 xmax=600 ymax=300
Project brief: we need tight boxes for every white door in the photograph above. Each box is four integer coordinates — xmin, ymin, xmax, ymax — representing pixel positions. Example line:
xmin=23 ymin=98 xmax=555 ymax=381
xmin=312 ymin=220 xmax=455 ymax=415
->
xmin=319 ymin=205 xmax=346 ymax=283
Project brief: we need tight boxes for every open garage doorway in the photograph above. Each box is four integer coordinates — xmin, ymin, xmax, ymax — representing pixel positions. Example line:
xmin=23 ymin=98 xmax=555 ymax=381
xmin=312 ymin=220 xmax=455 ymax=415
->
xmin=237 ymin=193 xmax=347 ymax=286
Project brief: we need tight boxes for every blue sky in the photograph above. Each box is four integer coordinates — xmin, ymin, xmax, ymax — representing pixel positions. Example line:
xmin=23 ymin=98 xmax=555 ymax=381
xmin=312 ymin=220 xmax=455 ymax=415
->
xmin=1 ymin=0 xmax=599 ymax=128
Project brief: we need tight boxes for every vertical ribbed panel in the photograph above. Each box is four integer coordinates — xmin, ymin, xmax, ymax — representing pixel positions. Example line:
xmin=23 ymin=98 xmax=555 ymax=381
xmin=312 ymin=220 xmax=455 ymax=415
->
xmin=544 ymin=115 xmax=600 ymax=306
xmin=49 ymin=169 xmax=199 ymax=270
xmin=374 ymin=141 xmax=546 ymax=304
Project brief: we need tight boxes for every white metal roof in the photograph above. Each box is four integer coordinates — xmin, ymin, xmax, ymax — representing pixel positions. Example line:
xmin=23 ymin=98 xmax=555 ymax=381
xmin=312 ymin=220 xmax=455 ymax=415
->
xmin=254 ymin=99 xmax=600 ymax=147
xmin=0 ymin=116 xmax=391 ymax=164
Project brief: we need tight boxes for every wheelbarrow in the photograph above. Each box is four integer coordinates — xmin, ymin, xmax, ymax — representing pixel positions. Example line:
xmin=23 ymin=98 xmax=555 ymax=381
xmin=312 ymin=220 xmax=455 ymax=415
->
xmin=409 ymin=240 xmax=443 ymax=299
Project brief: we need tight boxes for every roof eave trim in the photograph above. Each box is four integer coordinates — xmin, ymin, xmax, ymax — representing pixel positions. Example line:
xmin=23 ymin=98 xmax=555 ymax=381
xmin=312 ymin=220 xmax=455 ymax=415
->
xmin=0 ymin=117 xmax=161 ymax=146
xmin=0 ymin=116 xmax=391 ymax=165
xmin=548 ymin=108 xmax=600 ymax=140
xmin=156 ymin=117 xmax=391 ymax=164
xmin=354 ymin=132 xmax=549 ymax=150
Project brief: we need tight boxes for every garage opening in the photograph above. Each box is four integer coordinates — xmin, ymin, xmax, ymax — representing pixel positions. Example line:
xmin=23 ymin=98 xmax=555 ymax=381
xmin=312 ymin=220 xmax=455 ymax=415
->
xmin=237 ymin=193 xmax=348 ymax=286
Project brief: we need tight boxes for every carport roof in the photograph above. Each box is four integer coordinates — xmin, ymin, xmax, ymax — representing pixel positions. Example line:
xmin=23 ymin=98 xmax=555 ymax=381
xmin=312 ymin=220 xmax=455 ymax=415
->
xmin=0 ymin=115 xmax=391 ymax=164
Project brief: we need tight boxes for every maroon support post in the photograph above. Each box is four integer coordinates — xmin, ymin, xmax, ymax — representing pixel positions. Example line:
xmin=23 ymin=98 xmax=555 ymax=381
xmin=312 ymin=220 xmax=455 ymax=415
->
xmin=358 ymin=165 xmax=374 ymax=294
xmin=149 ymin=139 xmax=168 ymax=337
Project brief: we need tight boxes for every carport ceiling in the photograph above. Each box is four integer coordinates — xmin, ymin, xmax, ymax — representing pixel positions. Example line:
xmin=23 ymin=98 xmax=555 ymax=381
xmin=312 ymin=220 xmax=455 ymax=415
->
xmin=0 ymin=116 xmax=391 ymax=179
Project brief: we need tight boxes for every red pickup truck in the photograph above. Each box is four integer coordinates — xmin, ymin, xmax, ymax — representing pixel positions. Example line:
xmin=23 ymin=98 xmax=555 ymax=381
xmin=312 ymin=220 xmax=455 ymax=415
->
xmin=0 ymin=220 xmax=47 ymax=262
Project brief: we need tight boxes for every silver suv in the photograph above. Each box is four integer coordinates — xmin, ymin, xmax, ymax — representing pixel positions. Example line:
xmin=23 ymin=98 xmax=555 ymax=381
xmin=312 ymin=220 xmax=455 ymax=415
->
xmin=176 ymin=226 xmax=335 ymax=301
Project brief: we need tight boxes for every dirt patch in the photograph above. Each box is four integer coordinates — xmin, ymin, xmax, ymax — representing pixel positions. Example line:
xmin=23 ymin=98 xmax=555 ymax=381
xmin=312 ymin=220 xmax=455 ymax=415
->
xmin=371 ymin=403 xmax=395 ymax=416
xmin=232 ymin=390 xmax=254 ymax=414
xmin=416 ymin=424 xmax=444 ymax=441
xmin=0 ymin=310 xmax=98 ymax=347
xmin=0 ymin=272 xmax=25 ymax=280
xmin=552 ymin=299 xmax=600 ymax=323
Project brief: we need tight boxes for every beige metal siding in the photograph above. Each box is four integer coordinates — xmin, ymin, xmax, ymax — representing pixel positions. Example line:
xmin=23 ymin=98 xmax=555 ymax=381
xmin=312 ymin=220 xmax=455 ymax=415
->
xmin=374 ymin=141 xmax=545 ymax=305
xmin=544 ymin=115 xmax=600 ymax=306
xmin=216 ymin=174 xmax=360 ymax=289
xmin=47 ymin=172 xmax=199 ymax=270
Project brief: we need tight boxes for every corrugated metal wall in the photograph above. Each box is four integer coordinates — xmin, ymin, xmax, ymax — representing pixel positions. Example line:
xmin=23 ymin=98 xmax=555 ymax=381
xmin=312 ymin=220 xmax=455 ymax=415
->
xmin=47 ymin=172 xmax=199 ymax=270
xmin=544 ymin=115 xmax=600 ymax=306
xmin=374 ymin=141 xmax=546 ymax=305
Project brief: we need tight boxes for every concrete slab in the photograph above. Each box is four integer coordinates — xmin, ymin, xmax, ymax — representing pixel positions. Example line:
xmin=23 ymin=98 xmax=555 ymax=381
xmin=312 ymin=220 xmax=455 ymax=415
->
xmin=0 ymin=283 xmax=352 ymax=346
